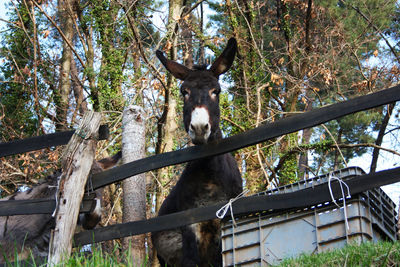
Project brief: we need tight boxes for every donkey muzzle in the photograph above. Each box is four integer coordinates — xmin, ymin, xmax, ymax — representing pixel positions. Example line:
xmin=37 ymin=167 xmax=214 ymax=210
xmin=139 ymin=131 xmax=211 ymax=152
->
xmin=189 ymin=107 xmax=211 ymax=144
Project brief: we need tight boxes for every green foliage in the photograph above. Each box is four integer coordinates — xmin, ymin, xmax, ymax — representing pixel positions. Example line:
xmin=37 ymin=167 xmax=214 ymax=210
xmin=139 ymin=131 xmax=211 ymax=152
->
xmin=89 ymin=0 xmax=129 ymax=111
xmin=312 ymin=109 xmax=382 ymax=172
xmin=321 ymin=0 xmax=395 ymax=45
xmin=0 ymin=2 xmax=51 ymax=139
xmin=277 ymin=152 xmax=297 ymax=186
xmin=277 ymin=133 xmax=300 ymax=185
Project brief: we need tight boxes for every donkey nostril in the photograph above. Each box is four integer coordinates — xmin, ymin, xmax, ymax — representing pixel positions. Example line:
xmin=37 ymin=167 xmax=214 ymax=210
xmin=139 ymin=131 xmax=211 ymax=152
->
xmin=190 ymin=123 xmax=210 ymax=133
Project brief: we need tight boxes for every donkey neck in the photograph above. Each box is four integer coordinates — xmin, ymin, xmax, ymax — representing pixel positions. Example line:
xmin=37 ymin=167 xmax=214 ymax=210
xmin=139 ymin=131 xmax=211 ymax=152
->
xmin=191 ymin=128 xmax=225 ymax=167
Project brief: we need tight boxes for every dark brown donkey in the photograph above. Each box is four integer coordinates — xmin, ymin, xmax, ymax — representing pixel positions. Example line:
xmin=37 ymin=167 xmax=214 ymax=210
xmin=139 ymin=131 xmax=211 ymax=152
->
xmin=0 ymin=152 xmax=121 ymax=263
xmin=152 ymin=38 xmax=243 ymax=267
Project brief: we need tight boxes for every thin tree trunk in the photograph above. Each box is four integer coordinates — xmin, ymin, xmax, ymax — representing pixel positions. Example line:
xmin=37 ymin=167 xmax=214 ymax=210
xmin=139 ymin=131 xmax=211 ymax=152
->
xmin=56 ymin=0 xmax=74 ymax=130
xmin=70 ymin=57 xmax=88 ymax=124
xmin=78 ymin=13 xmax=98 ymax=111
xmin=152 ymin=1 xmax=183 ymax=266
xmin=182 ymin=1 xmax=194 ymax=68
xmin=154 ymin=0 xmax=182 ymax=217
xmin=370 ymin=103 xmax=395 ymax=172
xmin=333 ymin=127 xmax=343 ymax=170
xmin=122 ymin=105 xmax=146 ymax=265
xmin=155 ymin=98 xmax=178 ymax=212
xmin=298 ymin=99 xmax=313 ymax=179
xmin=30 ymin=2 xmax=43 ymax=134
xmin=398 ymin=200 xmax=400 ymax=239
xmin=298 ymin=0 xmax=314 ymax=179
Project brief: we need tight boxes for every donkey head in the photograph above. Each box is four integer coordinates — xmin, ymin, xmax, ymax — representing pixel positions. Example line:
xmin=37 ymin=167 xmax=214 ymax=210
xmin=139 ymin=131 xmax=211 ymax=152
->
xmin=156 ymin=38 xmax=237 ymax=144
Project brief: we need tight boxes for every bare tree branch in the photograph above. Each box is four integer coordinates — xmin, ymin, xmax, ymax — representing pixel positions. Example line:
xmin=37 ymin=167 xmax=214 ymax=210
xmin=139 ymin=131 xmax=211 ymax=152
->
xmin=322 ymin=124 xmax=348 ymax=168
xmin=181 ymin=0 xmax=206 ymax=18
xmin=32 ymin=0 xmax=86 ymax=68
xmin=118 ymin=1 xmax=167 ymax=92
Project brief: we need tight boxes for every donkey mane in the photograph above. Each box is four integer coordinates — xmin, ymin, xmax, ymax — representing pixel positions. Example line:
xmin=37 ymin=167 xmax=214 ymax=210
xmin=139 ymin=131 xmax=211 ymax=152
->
xmin=192 ymin=64 xmax=208 ymax=71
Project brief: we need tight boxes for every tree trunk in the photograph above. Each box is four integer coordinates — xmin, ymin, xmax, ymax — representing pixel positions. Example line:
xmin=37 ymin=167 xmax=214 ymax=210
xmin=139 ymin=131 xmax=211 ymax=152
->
xmin=56 ymin=0 xmax=74 ymax=130
xmin=71 ymin=57 xmax=88 ymax=124
xmin=333 ymin=127 xmax=343 ymax=170
xmin=398 ymin=200 xmax=400 ymax=239
xmin=155 ymin=97 xmax=178 ymax=212
xmin=154 ymin=0 xmax=182 ymax=223
xmin=152 ymin=1 xmax=183 ymax=266
xmin=48 ymin=111 xmax=101 ymax=265
xmin=77 ymin=11 xmax=98 ymax=111
xmin=182 ymin=1 xmax=194 ymax=68
xmin=122 ymin=105 xmax=146 ymax=265
xmin=370 ymin=103 xmax=395 ymax=172
xmin=298 ymin=99 xmax=313 ymax=179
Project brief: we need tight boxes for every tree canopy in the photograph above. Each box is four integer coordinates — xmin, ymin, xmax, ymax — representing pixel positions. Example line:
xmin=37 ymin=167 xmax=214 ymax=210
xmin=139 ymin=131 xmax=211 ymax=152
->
xmin=0 ymin=0 xmax=399 ymax=254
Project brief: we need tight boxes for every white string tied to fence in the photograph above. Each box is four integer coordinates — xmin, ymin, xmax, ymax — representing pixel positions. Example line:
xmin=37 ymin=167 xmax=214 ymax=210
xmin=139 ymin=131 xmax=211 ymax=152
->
xmin=216 ymin=189 xmax=250 ymax=227
xmin=50 ymin=173 xmax=63 ymax=217
xmin=328 ymin=173 xmax=351 ymax=230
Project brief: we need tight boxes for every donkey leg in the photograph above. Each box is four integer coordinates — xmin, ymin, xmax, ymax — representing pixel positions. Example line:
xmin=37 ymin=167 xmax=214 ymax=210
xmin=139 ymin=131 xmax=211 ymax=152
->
xmin=181 ymin=225 xmax=200 ymax=267
xmin=152 ymin=229 xmax=182 ymax=266
xmin=157 ymin=254 xmax=169 ymax=267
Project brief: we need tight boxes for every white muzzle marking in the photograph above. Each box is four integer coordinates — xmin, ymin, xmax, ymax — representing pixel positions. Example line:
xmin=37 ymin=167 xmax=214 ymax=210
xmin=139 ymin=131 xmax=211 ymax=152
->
xmin=189 ymin=107 xmax=211 ymax=144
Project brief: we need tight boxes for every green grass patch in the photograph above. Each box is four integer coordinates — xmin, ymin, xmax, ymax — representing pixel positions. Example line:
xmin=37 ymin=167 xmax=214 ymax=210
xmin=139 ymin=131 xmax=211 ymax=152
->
xmin=2 ymin=243 xmax=149 ymax=267
xmin=4 ymin=241 xmax=400 ymax=266
xmin=276 ymin=241 xmax=400 ymax=267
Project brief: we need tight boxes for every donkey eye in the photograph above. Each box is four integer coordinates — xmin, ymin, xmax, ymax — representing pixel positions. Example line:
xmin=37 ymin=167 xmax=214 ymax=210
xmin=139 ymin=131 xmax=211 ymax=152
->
xmin=182 ymin=89 xmax=190 ymax=99
xmin=209 ymin=88 xmax=220 ymax=98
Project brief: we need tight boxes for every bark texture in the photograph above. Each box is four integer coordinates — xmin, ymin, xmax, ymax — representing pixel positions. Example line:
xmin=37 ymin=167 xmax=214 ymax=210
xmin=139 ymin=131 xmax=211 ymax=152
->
xmin=56 ymin=0 xmax=74 ymax=130
xmin=122 ymin=105 xmax=147 ymax=264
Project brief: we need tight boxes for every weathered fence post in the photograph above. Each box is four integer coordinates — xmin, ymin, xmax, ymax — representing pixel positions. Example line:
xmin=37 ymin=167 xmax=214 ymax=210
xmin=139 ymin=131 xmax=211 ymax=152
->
xmin=47 ymin=111 xmax=101 ymax=265
xmin=121 ymin=105 xmax=147 ymax=265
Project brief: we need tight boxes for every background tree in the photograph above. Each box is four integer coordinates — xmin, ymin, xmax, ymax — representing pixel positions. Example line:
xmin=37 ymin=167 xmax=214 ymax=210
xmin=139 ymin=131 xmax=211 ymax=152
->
xmin=1 ymin=0 xmax=400 ymax=262
xmin=206 ymin=0 xmax=399 ymax=190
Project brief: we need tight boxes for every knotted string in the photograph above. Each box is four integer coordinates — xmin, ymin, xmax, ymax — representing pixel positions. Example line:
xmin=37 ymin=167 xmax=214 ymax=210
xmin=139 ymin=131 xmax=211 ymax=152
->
xmin=328 ymin=173 xmax=351 ymax=230
xmin=216 ymin=189 xmax=249 ymax=227
xmin=74 ymin=128 xmax=90 ymax=139
xmin=86 ymin=175 xmax=95 ymax=195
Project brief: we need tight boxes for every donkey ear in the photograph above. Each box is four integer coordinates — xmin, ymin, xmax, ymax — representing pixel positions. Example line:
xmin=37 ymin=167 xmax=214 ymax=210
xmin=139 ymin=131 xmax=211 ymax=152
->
xmin=156 ymin=50 xmax=191 ymax=80
xmin=209 ymin=38 xmax=237 ymax=77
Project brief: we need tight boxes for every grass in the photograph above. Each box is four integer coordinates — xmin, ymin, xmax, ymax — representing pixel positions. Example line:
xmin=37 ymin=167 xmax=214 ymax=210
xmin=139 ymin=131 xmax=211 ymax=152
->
xmin=2 ymin=243 xmax=149 ymax=267
xmin=3 ymin=241 xmax=400 ymax=266
xmin=276 ymin=241 xmax=400 ymax=266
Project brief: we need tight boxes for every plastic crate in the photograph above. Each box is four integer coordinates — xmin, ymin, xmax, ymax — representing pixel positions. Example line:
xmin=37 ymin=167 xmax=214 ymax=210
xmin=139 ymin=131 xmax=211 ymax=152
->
xmin=221 ymin=167 xmax=398 ymax=266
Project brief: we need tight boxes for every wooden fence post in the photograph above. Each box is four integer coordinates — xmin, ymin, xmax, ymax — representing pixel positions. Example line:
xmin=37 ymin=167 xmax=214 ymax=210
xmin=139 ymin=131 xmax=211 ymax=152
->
xmin=47 ymin=111 xmax=101 ymax=265
xmin=121 ymin=105 xmax=146 ymax=265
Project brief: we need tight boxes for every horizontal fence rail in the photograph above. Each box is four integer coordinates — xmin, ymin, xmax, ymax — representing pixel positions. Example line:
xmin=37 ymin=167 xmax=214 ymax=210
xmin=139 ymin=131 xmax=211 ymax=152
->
xmin=0 ymin=125 xmax=109 ymax=158
xmin=74 ymin=167 xmax=400 ymax=246
xmin=1 ymin=85 xmax=400 ymax=216
xmin=0 ymin=194 xmax=97 ymax=216
xmin=1 ymin=85 xmax=400 ymax=248
xmin=90 ymin=84 xmax=400 ymax=191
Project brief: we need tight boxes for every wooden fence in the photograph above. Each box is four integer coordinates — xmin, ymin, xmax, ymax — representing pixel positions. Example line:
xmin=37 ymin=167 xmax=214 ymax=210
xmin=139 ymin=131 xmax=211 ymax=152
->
xmin=1 ymin=84 xmax=400 ymax=248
